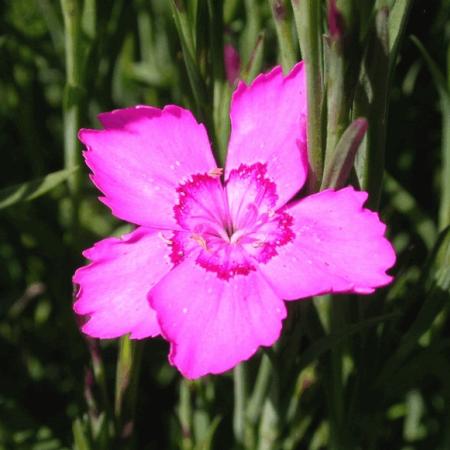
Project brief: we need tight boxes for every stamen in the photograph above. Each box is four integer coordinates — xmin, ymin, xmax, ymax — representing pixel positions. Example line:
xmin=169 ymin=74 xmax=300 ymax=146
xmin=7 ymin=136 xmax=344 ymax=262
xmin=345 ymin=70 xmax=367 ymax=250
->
xmin=251 ymin=240 xmax=265 ymax=248
xmin=158 ymin=232 xmax=173 ymax=245
xmin=208 ymin=167 xmax=224 ymax=178
xmin=191 ymin=233 xmax=209 ymax=251
xmin=171 ymin=163 xmax=295 ymax=280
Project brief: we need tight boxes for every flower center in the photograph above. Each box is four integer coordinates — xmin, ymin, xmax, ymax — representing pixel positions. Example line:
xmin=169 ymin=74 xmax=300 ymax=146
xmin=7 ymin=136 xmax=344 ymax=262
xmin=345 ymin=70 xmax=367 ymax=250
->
xmin=169 ymin=163 xmax=295 ymax=280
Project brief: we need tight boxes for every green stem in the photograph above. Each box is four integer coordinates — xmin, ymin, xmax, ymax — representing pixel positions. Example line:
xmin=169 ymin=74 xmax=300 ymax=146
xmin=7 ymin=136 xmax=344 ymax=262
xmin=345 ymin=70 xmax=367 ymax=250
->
xmin=247 ymin=354 xmax=272 ymax=426
xmin=410 ymin=36 xmax=450 ymax=230
xmin=269 ymin=0 xmax=297 ymax=72
xmin=37 ymin=0 xmax=64 ymax=52
xmin=323 ymin=37 xmax=349 ymax=176
xmin=60 ymin=0 xmax=83 ymax=242
xmin=388 ymin=0 xmax=413 ymax=70
xmin=292 ymin=0 xmax=324 ymax=191
xmin=327 ymin=300 xmax=347 ymax=450
xmin=72 ymin=418 xmax=91 ymax=450
xmin=170 ymin=0 xmax=209 ymax=121
xmin=353 ymin=7 xmax=390 ymax=208
xmin=207 ymin=0 xmax=229 ymax=164
xmin=233 ymin=363 xmax=247 ymax=446
xmin=440 ymin=99 xmax=450 ymax=230
xmin=242 ymin=0 xmax=262 ymax=66
xmin=256 ymin=351 xmax=280 ymax=450
xmin=179 ymin=380 xmax=194 ymax=450
xmin=440 ymin=44 xmax=450 ymax=230
xmin=114 ymin=337 xmax=143 ymax=449
xmin=86 ymin=338 xmax=113 ymax=425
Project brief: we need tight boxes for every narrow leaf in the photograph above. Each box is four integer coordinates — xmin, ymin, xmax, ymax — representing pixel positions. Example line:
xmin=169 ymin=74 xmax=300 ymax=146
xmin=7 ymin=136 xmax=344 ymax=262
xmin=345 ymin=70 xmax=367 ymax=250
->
xmin=73 ymin=418 xmax=91 ymax=450
xmin=269 ymin=0 xmax=297 ymax=71
xmin=353 ymin=7 xmax=390 ymax=207
xmin=242 ymin=32 xmax=265 ymax=83
xmin=321 ymin=118 xmax=368 ymax=189
xmin=196 ymin=416 xmax=222 ymax=450
xmin=298 ymin=312 xmax=397 ymax=371
xmin=170 ymin=0 xmax=209 ymax=116
xmin=388 ymin=0 xmax=413 ymax=64
xmin=384 ymin=173 xmax=437 ymax=250
xmin=411 ymin=36 xmax=450 ymax=229
xmin=0 ymin=167 xmax=78 ymax=210
xmin=114 ymin=337 xmax=143 ymax=446
xmin=411 ymin=36 xmax=449 ymax=100
xmin=376 ymin=227 xmax=450 ymax=387
xmin=292 ymin=0 xmax=324 ymax=190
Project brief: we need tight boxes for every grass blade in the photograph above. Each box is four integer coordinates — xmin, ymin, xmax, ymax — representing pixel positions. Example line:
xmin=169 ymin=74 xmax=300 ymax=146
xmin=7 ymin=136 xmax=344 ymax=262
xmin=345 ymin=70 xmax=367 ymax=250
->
xmin=0 ymin=167 xmax=78 ymax=210
xmin=321 ymin=118 xmax=368 ymax=189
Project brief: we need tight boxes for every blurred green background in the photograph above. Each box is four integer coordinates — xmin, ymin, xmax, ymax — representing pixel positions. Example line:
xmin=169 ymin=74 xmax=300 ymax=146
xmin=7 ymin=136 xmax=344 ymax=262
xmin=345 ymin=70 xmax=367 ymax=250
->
xmin=1 ymin=1 xmax=450 ymax=449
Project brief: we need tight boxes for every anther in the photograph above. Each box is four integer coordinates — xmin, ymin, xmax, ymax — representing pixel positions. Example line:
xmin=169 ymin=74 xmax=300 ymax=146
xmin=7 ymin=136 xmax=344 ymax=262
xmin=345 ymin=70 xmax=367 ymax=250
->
xmin=191 ymin=233 xmax=209 ymax=251
xmin=158 ymin=232 xmax=173 ymax=245
xmin=251 ymin=240 xmax=265 ymax=248
xmin=208 ymin=167 xmax=224 ymax=178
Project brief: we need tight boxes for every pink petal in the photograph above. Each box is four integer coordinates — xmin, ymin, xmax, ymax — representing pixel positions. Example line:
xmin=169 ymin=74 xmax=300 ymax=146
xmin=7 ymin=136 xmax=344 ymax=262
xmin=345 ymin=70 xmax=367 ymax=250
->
xmin=79 ymin=105 xmax=217 ymax=229
xmin=260 ymin=187 xmax=396 ymax=299
xmin=149 ymin=261 xmax=286 ymax=379
xmin=73 ymin=227 xmax=172 ymax=339
xmin=225 ymin=62 xmax=308 ymax=207
xmin=98 ymin=105 xmax=160 ymax=129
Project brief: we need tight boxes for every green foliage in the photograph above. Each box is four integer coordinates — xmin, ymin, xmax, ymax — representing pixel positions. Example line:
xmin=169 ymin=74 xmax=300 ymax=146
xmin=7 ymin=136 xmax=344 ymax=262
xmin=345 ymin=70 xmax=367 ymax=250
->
xmin=1 ymin=1 xmax=449 ymax=449
xmin=0 ymin=168 xmax=78 ymax=210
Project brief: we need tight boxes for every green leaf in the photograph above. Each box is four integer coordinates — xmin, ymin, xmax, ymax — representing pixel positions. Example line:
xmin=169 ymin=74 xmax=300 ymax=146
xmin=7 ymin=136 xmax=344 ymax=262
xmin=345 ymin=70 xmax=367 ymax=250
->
xmin=321 ymin=118 xmax=368 ymax=189
xmin=241 ymin=0 xmax=262 ymax=67
xmin=298 ymin=312 xmax=398 ymax=371
xmin=0 ymin=167 xmax=79 ymax=210
xmin=81 ymin=0 xmax=96 ymax=41
xmin=411 ymin=36 xmax=450 ymax=230
xmin=242 ymin=32 xmax=265 ymax=83
xmin=170 ymin=0 xmax=209 ymax=116
xmin=384 ymin=173 xmax=437 ymax=250
xmin=72 ymin=418 xmax=91 ymax=450
xmin=376 ymin=227 xmax=450 ymax=387
xmin=388 ymin=0 xmax=413 ymax=64
xmin=233 ymin=364 xmax=247 ymax=445
xmin=269 ymin=0 xmax=297 ymax=72
xmin=195 ymin=416 xmax=222 ymax=450
xmin=292 ymin=0 xmax=324 ymax=189
xmin=353 ymin=6 xmax=390 ymax=207
xmin=114 ymin=336 xmax=143 ymax=444
xmin=410 ymin=36 xmax=449 ymax=101
xmin=431 ymin=226 xmax=450 ymax=293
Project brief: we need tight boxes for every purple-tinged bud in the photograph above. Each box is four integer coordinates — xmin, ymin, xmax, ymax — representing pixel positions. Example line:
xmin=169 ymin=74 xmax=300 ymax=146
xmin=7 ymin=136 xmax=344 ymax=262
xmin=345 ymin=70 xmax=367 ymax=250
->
xmin=273 ymin=0 xmax=287 ymax=21
xmin=327 ymin=0 xmax=345 ymax=40
xmin=224 ymin=44 xmax=241 ymax=86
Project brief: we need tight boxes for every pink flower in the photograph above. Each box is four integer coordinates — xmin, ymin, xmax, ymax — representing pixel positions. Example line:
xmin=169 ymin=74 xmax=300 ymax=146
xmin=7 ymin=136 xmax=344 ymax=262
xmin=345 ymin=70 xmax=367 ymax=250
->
xmin=73 ymin=62 xmax=396 ymax=379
